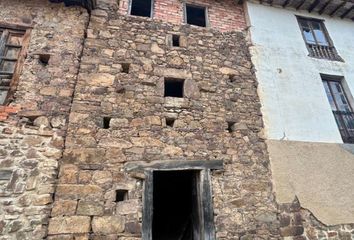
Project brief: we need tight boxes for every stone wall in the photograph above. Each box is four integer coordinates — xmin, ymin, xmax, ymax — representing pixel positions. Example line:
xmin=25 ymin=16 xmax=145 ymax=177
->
xmin=278 ymin=198 xmax=354 ymax=240
xmin=47 ymin=0 xmax=281 ymax=239
xmin=118 ymin=0 xmax=246 ymax=32
xmin=0 ymin=0 xmax=89 ymax=239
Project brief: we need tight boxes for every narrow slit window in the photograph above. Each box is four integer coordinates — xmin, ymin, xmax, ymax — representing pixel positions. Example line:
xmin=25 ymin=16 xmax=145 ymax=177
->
xmin=115 ymin=190 xmax=128 ymax=202
xmin=103 ymin=117 xmax=111 ymax=129
xmin=164 ymin=78 xmax=184 ymax=98
xmin=130 ymin=0 xmax=152 ymax=17
xmin=172 ymin=35 xmax=180 ymax=47
xmin=185 ymin=4 xmax=207 ymax=27
xmin=0 ymin=26 xmax=28 ymax=105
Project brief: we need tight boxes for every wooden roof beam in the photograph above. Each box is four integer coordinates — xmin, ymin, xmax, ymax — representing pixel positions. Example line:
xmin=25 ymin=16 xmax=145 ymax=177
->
xmin=319 ymin=0 xmax=332 ymax=14
xmin=308 ymin=0 xmax=321 ymax=12
xmin=296 ymin=0 xmax=307 ymax=10
xmin=330 ymin=1 xmax=347 ymax=16
xmin=283 ymin=0 xmax=291 ymax=8
xmin=341 ymin=5 xmax=354 ymax=18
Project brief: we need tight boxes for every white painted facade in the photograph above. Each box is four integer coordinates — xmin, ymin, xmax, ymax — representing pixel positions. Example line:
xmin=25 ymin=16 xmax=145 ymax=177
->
xmin=246 ymin=2 xmax=354 ymax=143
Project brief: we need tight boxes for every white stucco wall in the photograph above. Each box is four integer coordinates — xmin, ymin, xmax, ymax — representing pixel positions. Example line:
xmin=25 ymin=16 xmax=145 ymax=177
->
xmin=246 ymin=2 xmax=354 ymax=143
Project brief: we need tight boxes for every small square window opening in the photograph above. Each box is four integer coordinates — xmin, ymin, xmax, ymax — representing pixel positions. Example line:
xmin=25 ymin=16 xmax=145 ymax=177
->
xmin=172 ymin=35 xmax=180 ymax=47
xmin=166 ymin=118 xmax=175 ymax=127
xmin=130 ymin=0 xmax=152 ymax=17
xmin=227 ymin=121 xmax=235 ymax=133
xmin=39 ymin=53 xmax=50 ymax=65
xmin=186 ymin=4 xmax=207 ymax=27
xmin=229 ymin=74 xmax=236 ymax=83
xmin=164 ymin=78 xmax=184 ymax=98
xmin=121 ymin=63 xmax=130 ymax=73
xmin=115 ymin=190 xmax=128 ymax=202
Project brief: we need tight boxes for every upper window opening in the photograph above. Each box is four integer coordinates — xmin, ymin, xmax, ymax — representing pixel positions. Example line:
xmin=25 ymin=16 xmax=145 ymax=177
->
xmin=0 ymin=27 xmax=27 ymax=105
xmin=130 ymin=0 xmax=152 ymax=17
xmin=297 ymin=17 xmax=342 ymax=61
xmin=322 ymin=75 xmax=354 ymax=143
xmin=164 ymin=78 xmax=184 ymax=98
xmin=185 ymin=4 xmax=207 ymax=27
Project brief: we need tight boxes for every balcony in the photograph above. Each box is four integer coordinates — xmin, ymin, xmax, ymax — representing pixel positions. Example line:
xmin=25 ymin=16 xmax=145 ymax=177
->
xmin=308 ymin=44 xmax=343 ymax=61
xmin=333 ymin=111 xmax=354 ymax=144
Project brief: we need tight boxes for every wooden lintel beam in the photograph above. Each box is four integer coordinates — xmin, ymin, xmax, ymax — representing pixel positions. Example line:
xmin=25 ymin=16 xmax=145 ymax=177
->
xmin=296 ymin=0 xmax=307 ymax=10
xmin=330 ymin=1 xmax=347 ymax=16
xmin=308 ymin=0 xmax=321 ymax=12
xmin=124 ymin=160 xmax=224 ymax=172
xmin=341 ymin=5 xmax=354 ymax=18
xmin=319 ymin=0 xmax=332 ymax=14
xmin=283 ymin=0 xmax=291 ymax=8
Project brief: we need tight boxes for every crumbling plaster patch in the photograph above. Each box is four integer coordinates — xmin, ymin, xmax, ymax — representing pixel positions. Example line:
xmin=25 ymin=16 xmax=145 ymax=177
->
xmin=268 ymin=139 xmax=354 ymax=225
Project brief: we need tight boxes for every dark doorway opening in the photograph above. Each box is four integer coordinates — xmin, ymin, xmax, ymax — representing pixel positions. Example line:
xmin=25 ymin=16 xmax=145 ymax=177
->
xmin=130 ymin=0 xmax=152 ymax=17
xmin=152 ymin=170 xmax=199 ymax=240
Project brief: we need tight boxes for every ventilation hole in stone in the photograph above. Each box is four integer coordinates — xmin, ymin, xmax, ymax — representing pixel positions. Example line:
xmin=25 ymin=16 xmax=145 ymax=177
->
xmin=166 ymin=118 xmax=175 ymax=127
xmin=164 ymin=78 xmax=184 ymax=98
xmin=227 ymin=121 xmax=235 ymax=133
xmin=121 ymin=63 xmax=130 ymax=73
xmin=115 ymin=190 xmax=128 ymax=202
xmin=39 ymin=54 xmax=50 ymax=65
xmin=229 ymin=74 xmax=236 ymax=83
xmin=103 ymin=117 xmax=111 ymax=129
xmin=22 ymin=116 xmax=38 ymax=126
xmin=172 ymin=35 xmax=180 ymax=47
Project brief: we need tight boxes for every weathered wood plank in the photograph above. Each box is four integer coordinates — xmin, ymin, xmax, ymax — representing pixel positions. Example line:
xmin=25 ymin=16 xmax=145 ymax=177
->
xmin=124 ymin=160 xmax=224 ymax=172
xmin=142 ymin=171 xmax=153 ymax=240
xmin=202 ymin=169 xmax=216 ymax=240
xmin=6 ymin=28 xmax=31 ymax=104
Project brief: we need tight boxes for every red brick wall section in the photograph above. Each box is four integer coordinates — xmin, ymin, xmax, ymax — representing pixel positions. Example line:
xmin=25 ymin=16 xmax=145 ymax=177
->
xmin=0 ymin=105 xmax=20 ymax=121
xmin=118 ymin=0 xmax=246 ymax=32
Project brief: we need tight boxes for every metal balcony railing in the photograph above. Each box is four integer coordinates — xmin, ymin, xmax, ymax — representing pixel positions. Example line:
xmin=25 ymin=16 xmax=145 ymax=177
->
xmin=333 ymin=111 xmax=354 ymax=144
xmin=308 ymin=44 xmax=342 ymax=61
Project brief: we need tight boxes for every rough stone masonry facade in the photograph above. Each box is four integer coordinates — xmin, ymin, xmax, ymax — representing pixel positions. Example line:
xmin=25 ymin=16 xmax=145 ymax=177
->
xmin=0 ymin=0 xmax=89 ymax=239
xmin=46 ymin=0 xmax=281 ymax=239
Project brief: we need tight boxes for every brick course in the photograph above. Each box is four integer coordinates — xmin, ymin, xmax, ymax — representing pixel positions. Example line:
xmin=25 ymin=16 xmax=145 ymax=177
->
xmin=118 ymin=0 xmax=246 ymax=32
